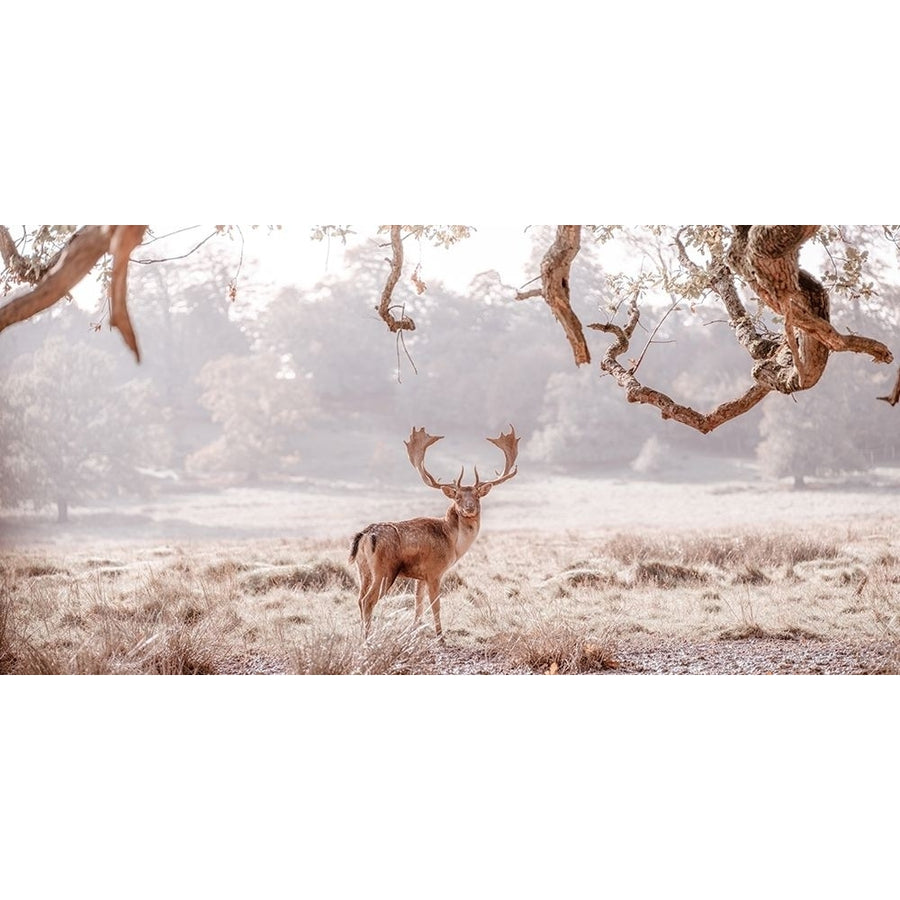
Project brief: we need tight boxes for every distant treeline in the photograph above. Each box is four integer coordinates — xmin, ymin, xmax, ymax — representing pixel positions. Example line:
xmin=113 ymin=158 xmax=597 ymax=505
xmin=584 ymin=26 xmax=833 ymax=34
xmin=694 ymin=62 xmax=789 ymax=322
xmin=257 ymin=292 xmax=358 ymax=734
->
xmin=3 ymin=240 xmax=899 ymax=519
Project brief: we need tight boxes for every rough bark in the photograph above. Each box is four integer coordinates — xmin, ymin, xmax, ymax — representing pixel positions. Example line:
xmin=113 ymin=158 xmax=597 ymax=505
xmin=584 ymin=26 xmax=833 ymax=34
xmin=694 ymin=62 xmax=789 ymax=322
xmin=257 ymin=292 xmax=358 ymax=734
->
xmin=726 ymin=225 xmax=892 ymax=389
xmin=0 ymin=225 xmax=147 ymax=361
xmin=538 ymin=225 xmax=590 ymax=365
xmin=590 ymin=302 xmax=772 ymax=434
xmin=376 ymin=225 xmax=416 ymax=333
xmin=516 ymin=225 xmax=590 ymax=365
xmin=109 ymin=225 xmax=147 ymax=361
xmin=0 ymin=226 xmax=114 ymax=331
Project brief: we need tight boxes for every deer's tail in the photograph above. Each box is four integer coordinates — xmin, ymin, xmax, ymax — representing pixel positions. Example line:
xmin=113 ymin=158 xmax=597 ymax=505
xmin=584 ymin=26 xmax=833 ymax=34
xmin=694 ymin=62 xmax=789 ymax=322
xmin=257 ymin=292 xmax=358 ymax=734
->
xmin=349 ymin=528 xmax=376 ymax=564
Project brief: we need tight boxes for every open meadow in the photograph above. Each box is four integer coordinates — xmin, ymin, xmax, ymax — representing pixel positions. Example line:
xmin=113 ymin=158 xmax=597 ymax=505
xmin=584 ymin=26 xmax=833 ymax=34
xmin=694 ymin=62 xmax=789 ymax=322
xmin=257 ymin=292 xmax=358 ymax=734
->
xmin=3 ymin=467 xmax=900 ymax=674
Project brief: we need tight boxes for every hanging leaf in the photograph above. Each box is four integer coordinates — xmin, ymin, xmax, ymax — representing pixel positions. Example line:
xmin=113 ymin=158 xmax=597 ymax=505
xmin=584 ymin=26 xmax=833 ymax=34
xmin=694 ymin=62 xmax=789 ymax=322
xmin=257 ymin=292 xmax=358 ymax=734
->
xmin=411 ymin=263 xmax=427 ymax=295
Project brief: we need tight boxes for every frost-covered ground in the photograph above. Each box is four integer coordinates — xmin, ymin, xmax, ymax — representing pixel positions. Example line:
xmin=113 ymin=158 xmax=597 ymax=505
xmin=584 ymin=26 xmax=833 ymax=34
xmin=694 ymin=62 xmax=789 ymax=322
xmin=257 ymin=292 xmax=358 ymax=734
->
xmin=3 ymin=463 xmax=900 ymax=548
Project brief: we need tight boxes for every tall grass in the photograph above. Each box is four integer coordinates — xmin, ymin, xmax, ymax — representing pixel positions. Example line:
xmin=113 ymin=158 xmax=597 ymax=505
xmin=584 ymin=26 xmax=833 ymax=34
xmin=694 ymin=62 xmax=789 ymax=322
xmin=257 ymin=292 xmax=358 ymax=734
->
xmin=2 ymin=525 xmax=897 ymax=674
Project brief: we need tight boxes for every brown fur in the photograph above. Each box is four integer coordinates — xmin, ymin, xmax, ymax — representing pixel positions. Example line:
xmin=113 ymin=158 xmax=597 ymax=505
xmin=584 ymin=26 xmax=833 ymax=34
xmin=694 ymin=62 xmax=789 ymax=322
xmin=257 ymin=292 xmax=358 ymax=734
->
xmin=351 ymin=494 xmax=484 ymax=638
xmin=352 ymin=426 xmax=518 ymax=639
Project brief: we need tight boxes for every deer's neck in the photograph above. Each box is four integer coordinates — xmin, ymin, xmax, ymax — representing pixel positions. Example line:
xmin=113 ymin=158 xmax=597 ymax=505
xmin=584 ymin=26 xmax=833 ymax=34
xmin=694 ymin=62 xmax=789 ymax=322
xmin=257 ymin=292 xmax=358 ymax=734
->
xmin=445 ymin=505 xmax=480 ymax=561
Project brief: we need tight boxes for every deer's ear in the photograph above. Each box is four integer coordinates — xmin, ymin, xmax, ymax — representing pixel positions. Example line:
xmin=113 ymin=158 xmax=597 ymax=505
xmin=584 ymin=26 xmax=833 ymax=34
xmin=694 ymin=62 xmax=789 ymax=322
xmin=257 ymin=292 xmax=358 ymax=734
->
xmin=441 ymin=486 xmax=458 ymax=499
xmin=476 ymin=483 xmax=493 ymax=498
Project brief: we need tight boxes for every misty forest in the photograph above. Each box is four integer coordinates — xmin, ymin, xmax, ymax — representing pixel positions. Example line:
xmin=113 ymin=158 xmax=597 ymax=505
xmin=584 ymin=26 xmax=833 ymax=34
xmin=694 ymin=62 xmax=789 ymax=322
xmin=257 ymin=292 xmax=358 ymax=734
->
xmin=2 ymin=224 xmax=900 ymax=674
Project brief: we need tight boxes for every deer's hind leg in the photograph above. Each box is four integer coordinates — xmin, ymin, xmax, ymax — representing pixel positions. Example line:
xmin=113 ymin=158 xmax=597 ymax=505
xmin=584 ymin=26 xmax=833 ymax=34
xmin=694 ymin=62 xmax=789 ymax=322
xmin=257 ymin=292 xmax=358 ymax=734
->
xmin=359 ymin=570 xmax=400 ymax=639
xmin=356 ymin=560 xmax=375 ymax=638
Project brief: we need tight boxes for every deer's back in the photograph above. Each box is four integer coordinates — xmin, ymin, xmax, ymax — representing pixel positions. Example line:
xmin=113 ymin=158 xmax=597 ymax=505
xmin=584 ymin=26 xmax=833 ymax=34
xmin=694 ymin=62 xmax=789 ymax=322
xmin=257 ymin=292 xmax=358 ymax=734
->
xmin=361 ymin=516 xmax=458 ymax=579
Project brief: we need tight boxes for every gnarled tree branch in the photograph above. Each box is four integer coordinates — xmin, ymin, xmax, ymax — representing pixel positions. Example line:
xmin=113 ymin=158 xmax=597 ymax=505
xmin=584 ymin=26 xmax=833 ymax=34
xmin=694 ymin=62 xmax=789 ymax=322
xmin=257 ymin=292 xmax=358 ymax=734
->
xmin=377 ymin=225 xmax=416 ymax=333
xmin=516 ymin=225 xmax=590 ymax=365
xmin=0 ymin=226 xmax=114 ymax=331
xmin=109 ymin=225 xmax=147 ymax=361
xmin=541 ymin=225 xmax=589 ymax=365
xmin=0 ymin=224 xmax=147 ymax=361
xmin=590 ymin=301 xmax=772 ymax=434
xmin=726 ymin=225 xmax=892 ymax=390
xmin=674 ymin=227 xmax=779 ymax=363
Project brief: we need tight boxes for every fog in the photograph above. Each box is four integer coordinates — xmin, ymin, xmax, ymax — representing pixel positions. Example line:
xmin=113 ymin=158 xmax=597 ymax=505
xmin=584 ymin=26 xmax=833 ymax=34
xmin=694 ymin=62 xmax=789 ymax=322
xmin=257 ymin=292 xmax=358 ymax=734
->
xmin=3 ymin=226 xmax=900 ymax=546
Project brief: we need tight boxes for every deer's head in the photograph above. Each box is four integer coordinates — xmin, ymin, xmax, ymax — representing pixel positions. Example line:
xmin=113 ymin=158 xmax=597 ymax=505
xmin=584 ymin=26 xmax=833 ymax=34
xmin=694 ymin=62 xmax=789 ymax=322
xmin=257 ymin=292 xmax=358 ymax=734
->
xmin=405 ymin=426 xmax=519 ymax=518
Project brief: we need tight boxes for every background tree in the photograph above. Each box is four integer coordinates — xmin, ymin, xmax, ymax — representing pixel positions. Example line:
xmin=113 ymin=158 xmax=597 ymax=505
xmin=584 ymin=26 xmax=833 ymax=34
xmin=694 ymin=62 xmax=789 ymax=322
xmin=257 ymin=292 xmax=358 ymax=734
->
xmin=0 ymin=337 xmax=171 ymax=521
xmin=3 ymin=224 xmax=900 ymax=476
xmin=125 ymin=255 xmax=251 ymax=467
xmin=187 ymin=353 xmax=318 ymax=481
xmin=756 ymin=380 xmax=865 ymax=489
xmin=526 ymin=368 xmax=655 ymax=469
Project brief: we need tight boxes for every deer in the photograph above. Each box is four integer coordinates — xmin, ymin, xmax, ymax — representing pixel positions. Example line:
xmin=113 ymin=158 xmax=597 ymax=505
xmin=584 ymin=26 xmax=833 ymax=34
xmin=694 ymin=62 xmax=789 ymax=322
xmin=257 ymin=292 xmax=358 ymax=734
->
xmin=349 ymin=426 xmax=519 ymax=639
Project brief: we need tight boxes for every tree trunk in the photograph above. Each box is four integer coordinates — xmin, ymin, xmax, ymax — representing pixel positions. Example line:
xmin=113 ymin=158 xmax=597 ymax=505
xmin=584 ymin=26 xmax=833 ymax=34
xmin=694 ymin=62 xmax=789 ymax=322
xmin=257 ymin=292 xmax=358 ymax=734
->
xmin=792 ymin=474 xmax=806 ymax=490
xmin=56 ymin=498 xmax=68 ymax=523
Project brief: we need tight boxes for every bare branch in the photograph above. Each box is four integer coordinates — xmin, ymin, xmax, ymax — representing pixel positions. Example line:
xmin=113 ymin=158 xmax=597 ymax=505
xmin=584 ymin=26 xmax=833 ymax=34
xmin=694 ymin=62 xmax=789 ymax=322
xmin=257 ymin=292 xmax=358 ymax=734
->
xmin=377 ymin=225 xmax=416 ymax=333
xmin=630 ymin=299 xmax=681 ymax=374
xmin=132 ymin=229 xmax=218 ymax=264
xmin=0 ymin=226 xmax=114 ymax=333
xmin=539 ymin=225 xmax=590 ymax=365
xmin=514 ymin=288 xmax=543 ymax=301
xmin=590 ymin=302 xmax=772 ymax=434
xmin=726 ymin=225 xmax=892 ymax=391
xmin=109 ymin=225 xmax=147 ymax=361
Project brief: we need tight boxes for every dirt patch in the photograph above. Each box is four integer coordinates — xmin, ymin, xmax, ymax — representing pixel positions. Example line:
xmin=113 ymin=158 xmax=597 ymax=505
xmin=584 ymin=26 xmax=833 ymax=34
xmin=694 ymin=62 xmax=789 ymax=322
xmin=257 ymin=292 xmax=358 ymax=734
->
xmin=610 ymin=637 xmax=896 ymax=674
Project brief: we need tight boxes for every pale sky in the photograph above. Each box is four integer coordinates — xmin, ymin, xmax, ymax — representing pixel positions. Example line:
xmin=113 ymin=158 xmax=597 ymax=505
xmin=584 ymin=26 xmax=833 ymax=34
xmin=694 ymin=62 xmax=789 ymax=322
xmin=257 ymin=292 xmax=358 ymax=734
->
xmin=63 ymin=225 xmax=540 ymax=314
xmin=237 ymin=225 xmax=538 ymax=293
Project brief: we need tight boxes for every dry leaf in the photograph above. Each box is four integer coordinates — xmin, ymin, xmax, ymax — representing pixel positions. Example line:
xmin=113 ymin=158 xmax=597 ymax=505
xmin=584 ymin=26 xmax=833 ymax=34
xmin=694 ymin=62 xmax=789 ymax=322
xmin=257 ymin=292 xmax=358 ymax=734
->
xmin=411 ymin=264 xmax=427 ymax=295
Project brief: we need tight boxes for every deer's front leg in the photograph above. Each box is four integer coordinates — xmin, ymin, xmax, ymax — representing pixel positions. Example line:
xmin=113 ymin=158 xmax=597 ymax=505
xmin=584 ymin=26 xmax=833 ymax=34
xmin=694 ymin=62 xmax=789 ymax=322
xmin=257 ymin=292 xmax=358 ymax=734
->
xmin=427 ymin=578 xmax=443 ymax=640
xmin=414 ymin=580 xmax=427 ymax=629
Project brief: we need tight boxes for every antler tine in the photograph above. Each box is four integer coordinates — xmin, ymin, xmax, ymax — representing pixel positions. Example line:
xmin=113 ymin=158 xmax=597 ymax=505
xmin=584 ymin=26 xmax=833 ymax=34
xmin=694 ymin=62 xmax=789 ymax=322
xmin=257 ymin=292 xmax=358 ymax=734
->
xmin=475 ymin=425 xmax=519 ymax=488
xmin=405 ymin=426 xmax=455 ymax=490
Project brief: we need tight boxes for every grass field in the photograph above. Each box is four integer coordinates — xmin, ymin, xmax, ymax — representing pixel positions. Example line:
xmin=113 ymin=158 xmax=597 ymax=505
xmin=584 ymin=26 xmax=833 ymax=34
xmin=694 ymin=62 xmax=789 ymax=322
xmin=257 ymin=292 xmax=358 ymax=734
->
xmin=3 ymin=473 xmax=900 ymax=673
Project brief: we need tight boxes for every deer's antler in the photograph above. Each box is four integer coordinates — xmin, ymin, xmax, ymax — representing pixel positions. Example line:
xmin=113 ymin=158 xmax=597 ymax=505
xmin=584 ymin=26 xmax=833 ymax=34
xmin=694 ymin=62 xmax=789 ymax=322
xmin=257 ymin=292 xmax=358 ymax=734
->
xmin=405 ymin=427 xmax=461 ymax=490
xmin=475 ymin=426 xmax=520 ymax=489
xmin=408 ymin=425 xmax=519 ymax=491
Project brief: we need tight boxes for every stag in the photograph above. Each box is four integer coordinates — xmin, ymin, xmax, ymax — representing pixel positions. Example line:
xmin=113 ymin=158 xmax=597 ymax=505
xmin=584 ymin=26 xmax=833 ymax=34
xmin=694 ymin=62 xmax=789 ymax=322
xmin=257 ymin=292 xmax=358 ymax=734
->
xmin=349 ymin=426 xmax=519 ymax=639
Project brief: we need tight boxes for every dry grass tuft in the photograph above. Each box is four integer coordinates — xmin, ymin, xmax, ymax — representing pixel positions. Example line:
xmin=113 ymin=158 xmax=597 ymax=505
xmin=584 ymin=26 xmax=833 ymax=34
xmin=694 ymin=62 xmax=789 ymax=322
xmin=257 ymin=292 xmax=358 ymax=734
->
xmin=869 ymin=647 xmax=900 ymax=674
xmin=13 ymin=562 xmax=69 ymax=578
xmin=203 ymin=560 xmax=254 ymax=580
xmin=717 ymin=623 xmax=822 ymax=642
xmin=633 ymin=560 xmax=708 ymax=587
xmin=1 ymin=592 xmax=65 ymax=674
xmin=240 ymin=561 xmax=355 ymax=594
xmin=441 ymin=570 xmax=465 ymax=592
xmin=2 ymin=521 xmax=896 ymax=674
xmin=732 ymin=564 xmax=770 ymax=585
xmin=285 ymin=620 xmax=441 ymax=674
xmin=0 ymin=593 xmax=18 ymax=674
xmin=558 ymin=568 xmax=621 ymax=589
xmin=67 ymin=617 xmax=232 ymax=675
xmin=605 ymin=531 xmax=840 ymax=570
xmin=489 ymin=621 xmax=618 ymax=674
